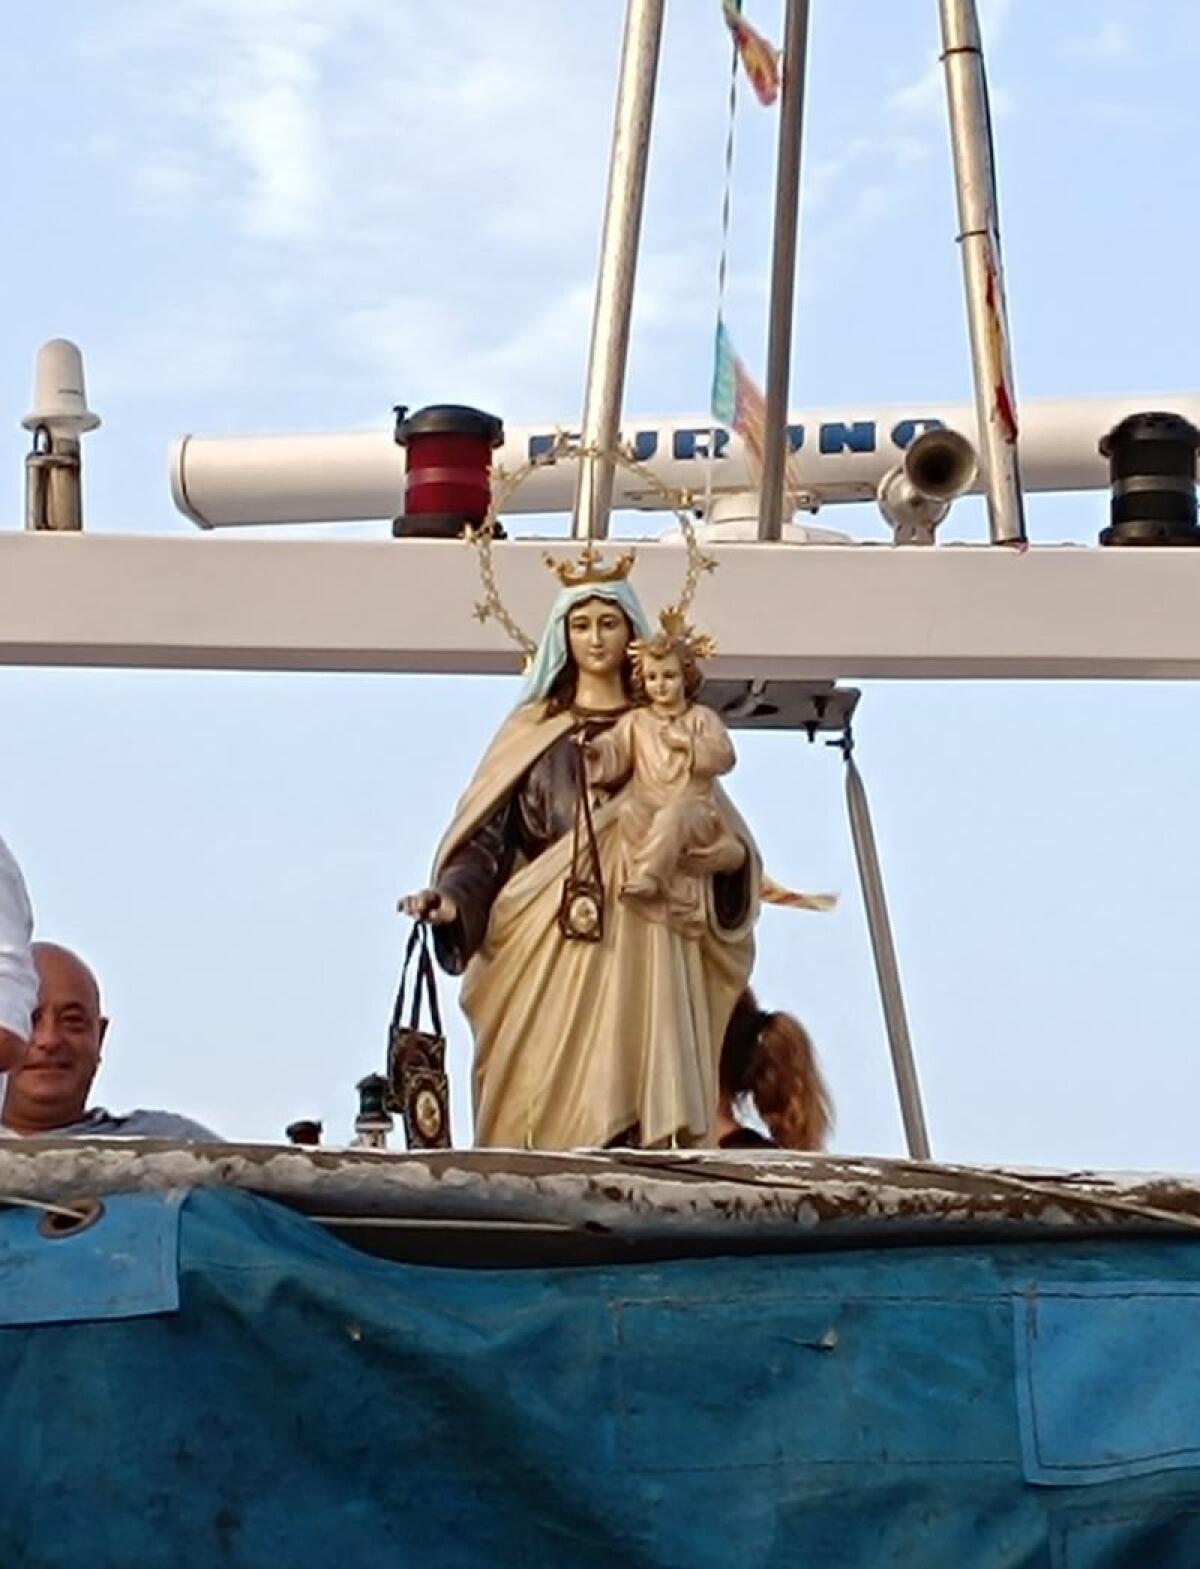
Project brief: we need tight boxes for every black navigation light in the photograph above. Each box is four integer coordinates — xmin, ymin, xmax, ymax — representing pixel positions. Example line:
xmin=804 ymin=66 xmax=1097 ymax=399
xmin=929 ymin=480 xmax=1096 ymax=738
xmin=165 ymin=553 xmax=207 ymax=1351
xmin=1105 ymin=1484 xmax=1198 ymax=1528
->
xmin=1099 ymin=411 xmax=1200 ymax=547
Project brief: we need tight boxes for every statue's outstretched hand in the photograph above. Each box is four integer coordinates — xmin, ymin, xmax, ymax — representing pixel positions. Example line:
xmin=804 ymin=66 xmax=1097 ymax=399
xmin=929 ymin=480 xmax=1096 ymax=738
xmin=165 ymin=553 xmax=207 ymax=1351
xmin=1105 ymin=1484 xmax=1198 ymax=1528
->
xmin=400 ymin=888 xmax=458 ymax=926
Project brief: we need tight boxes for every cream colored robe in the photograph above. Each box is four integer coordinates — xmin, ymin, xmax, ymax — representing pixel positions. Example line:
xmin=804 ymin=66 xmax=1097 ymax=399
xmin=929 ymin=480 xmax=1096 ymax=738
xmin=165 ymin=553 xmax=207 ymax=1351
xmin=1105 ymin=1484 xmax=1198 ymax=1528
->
xmin=588 ymin=702 xmax=743 ymax=936
xmin=433 ymin=702 xmax=760 ymax=1151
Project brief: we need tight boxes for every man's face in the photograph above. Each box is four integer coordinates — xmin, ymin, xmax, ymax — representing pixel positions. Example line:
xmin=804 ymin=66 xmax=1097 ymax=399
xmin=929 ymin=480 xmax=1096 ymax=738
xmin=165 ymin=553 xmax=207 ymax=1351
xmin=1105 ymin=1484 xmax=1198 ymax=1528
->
xmin=8 ymin=946 xmax=107 ymax=1126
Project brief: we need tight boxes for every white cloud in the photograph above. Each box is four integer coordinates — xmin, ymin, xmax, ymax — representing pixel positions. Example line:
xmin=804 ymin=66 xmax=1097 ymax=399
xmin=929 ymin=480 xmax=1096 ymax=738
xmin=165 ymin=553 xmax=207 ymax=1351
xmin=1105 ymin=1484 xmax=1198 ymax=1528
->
xmin=887 ymin=61 xmax=943 ymax=121
xmin=888 ymin=61 xmax=1014 ymax=125
xmin=1081 ymin=101 xmax=1143 ymax=127
xmin=336 ymin=280 xmax=594 ymax=416
xmin=803 ymin=3 xmax=1019 ymax=307
xmin=804 ymin=133 xmax=931 ymax=229
xmin=207 ymin=32 xmax=330 ymax=243
xmin=887 ymin=0 xmax=1014 ymax=122
xmin=133 ymin=157 xmax=204 ymax=211
xmin=79 ymin=2 xmax=623 ymax=268
xmin=334 ymin=241 xmax=714 ymax=421
xmin=97 ymin=314 xmax=253 ymax=401
xmin=1062 ymin=20 xmax=1131 ymax=62
xmin=76 ymin=1 xmax=356 ymax=242
xmin=61 ymin=3 xmax=994 ymax=419
xmin=65 ymin=2 xmax=635 ymax=413
xmin=810 ymin=81 xmax=941 ymax=265
xmin=978 ymin=0 xmax=1015 ymax=44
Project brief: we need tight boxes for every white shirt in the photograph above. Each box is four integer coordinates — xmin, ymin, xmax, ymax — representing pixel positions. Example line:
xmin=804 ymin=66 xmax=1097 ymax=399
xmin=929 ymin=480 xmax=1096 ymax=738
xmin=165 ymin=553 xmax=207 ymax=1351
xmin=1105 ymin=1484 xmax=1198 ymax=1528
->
xmin=0 ymin=835 xmax=36 ymax=1040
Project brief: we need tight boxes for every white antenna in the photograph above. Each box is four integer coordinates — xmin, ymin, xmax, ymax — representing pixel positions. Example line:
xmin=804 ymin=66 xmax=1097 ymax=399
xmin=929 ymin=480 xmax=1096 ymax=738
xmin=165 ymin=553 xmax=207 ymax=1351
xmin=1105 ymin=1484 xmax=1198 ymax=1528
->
xmin=22 ymin=339 xmax=100 ymax=533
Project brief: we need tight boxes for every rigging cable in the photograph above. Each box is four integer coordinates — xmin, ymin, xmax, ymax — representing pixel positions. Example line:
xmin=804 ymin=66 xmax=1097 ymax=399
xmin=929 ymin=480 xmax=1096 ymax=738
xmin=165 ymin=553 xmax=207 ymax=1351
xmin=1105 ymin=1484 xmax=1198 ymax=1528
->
xmin=702 ymin=15 xmax=741 ymax=521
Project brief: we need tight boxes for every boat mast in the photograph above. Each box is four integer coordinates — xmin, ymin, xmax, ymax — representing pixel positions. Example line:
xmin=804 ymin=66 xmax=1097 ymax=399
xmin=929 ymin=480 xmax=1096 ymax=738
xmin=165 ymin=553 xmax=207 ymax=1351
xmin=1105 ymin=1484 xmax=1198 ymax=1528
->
xmin=939 ymin=0 xmax=1026 ymax=545
xmin=572 ymin=0 xmax=666 ymax=542
xmin=757 ymin=0 xmax=811 ymax=542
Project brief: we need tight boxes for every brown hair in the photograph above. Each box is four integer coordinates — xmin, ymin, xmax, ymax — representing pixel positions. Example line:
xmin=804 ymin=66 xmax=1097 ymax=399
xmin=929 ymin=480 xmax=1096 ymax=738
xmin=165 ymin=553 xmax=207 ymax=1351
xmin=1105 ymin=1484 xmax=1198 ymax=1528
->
xmin=719 ymin=988 xmax=833 ymax=1150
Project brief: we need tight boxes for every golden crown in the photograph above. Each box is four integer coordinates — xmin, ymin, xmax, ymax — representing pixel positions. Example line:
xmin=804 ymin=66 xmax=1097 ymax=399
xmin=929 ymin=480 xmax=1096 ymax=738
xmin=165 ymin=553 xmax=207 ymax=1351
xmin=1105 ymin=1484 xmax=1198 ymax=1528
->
xmin=544 ymin=542 xmax=637 ymax=588
xmin=639 ymin=604 xmax=718 ymax=662
xmin=661 ymin=604 xmax=718 ymax=658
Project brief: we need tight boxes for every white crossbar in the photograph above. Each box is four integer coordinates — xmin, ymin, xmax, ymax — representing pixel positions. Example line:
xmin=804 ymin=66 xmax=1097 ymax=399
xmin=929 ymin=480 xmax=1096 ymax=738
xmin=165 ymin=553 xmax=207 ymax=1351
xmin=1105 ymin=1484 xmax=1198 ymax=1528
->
xmin=2 ymin=532 xmax=1199 ymax=680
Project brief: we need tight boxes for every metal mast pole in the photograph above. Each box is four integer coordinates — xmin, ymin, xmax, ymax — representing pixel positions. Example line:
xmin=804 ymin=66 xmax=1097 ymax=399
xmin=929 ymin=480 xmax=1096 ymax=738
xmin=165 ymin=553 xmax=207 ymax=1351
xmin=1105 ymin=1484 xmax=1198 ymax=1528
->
xmin=938 ymin=0 xmax=1026 ymax=546
xmin=757 ymin=0 xmax=811 ymax=542
xmin=843 ymin=745 xmax=932 ymax=1161
xmin=572 ymin=0 xmax=666 ymax=541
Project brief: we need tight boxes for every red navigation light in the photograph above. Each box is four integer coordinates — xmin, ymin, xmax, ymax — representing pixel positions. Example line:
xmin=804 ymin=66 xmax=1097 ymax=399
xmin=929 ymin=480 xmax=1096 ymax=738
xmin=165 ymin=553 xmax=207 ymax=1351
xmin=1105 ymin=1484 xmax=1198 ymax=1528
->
xmin=393 ymin=404 xmax=504 ymax=538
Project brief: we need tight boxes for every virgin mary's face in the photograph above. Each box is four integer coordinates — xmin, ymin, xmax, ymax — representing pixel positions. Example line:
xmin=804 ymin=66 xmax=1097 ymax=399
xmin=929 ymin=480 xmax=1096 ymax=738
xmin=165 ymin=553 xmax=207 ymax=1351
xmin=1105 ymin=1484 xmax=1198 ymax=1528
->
xmin=565 ymin=598 xmax=631 ymax=678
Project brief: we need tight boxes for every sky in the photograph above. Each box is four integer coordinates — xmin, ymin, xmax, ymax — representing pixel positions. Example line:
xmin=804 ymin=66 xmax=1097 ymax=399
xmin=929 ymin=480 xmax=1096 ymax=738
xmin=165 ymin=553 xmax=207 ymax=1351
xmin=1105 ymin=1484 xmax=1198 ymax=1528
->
xmin=1 ymin=1 xmax=1198 ymax=1169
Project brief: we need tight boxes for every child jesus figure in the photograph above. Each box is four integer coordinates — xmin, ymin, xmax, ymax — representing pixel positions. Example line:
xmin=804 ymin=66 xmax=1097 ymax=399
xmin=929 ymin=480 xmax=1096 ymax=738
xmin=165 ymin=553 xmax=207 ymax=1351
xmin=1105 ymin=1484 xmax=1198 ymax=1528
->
xmin=585 ymin=608 xmax=745 ymax=934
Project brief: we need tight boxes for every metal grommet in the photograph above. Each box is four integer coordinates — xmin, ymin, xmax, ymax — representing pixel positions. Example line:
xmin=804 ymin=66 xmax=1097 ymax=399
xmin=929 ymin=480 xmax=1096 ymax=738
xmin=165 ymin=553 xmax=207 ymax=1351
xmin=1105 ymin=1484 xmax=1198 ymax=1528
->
xmin=38 ymin=1197 xmax=105 ymax=1240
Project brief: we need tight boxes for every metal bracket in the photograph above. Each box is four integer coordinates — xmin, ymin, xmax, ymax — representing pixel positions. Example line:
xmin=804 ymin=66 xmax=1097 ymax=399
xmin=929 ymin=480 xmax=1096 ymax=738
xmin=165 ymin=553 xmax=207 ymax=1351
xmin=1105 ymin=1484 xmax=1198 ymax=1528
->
xmin=705 ymin=678 xmax=861 ymax=741
xmin=705 ymin=678 xmax=931 ymax=1159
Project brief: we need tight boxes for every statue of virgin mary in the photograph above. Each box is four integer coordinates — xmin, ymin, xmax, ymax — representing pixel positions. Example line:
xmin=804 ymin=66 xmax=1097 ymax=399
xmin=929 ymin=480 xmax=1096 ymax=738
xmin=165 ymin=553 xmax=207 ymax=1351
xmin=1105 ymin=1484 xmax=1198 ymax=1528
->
xmin=402 ymin=561 xmax=761 ymax=1150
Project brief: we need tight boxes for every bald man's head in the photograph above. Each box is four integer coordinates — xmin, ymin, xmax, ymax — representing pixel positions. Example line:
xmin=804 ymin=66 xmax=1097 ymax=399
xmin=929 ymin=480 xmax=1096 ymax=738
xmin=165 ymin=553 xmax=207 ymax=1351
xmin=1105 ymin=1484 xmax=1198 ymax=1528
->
xmin=2 ymin=942 xmax=109 ymax=1135
xmin=33 ymin=943 xmax=101 ymax=1010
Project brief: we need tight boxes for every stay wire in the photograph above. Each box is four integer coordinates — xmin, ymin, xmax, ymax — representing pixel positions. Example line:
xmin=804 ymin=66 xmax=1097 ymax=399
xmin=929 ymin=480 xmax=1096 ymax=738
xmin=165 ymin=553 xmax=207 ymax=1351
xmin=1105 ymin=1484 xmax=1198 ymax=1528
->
xmin=703 ymin=24 xmax=742 ymax=521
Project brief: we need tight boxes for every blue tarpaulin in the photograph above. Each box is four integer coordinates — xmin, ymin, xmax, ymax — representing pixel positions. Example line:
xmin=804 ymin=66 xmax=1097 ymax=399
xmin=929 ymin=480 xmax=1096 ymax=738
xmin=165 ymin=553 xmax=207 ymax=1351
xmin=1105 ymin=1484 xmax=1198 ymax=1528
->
xmin=3 ymin=1186 xmax=1200 ymax=1567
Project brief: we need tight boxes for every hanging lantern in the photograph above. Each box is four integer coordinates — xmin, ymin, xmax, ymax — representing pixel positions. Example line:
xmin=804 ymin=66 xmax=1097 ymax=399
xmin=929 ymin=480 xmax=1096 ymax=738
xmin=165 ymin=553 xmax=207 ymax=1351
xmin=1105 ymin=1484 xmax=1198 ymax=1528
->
xmin=353 ymin=1073 xmax=394 ymax=1150
xmin=393 ymin=404 xmax=504 ymax=538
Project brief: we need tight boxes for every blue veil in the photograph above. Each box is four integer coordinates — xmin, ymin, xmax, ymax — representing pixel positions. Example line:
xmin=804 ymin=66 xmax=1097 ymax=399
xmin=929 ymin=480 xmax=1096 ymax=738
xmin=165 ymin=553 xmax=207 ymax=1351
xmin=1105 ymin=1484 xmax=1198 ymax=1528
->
xmin=518 ymin=577 xmax=654 ymax=707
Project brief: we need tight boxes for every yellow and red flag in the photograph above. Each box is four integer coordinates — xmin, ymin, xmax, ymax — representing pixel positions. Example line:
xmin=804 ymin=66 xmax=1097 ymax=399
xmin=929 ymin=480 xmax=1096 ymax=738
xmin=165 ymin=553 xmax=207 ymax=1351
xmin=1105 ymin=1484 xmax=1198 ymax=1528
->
xmin=721 ymin=1 xmax=781 ymax=107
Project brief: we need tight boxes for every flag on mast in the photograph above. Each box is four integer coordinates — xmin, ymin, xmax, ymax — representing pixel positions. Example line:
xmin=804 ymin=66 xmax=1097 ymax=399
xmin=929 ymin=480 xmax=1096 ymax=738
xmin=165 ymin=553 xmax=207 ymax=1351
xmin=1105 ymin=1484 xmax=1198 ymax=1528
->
xmin=712 ymin=319 xmax=803 ymax=497
xmin=721 ymin=1 xmax=781 ymax=107
xmin=712 ymin=318 xmax=767 ymax=461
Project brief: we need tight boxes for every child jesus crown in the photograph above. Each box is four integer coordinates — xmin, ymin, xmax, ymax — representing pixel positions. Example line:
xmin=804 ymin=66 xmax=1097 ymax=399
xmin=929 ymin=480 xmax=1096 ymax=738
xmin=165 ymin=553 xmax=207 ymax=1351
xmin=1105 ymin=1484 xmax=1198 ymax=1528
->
xmin=640 ymin=604 xmax=718 ymax=662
